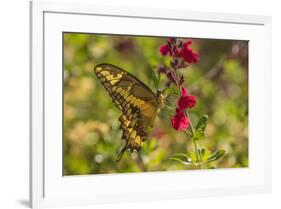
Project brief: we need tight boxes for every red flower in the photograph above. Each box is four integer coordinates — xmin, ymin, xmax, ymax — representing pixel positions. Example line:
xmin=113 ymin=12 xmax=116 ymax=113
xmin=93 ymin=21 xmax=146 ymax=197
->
xmin=159 ymin=44 xmax=170 ymax=56
xmin=177 ymin=87 xmax=196 ymax=109
xmin=181 ymin=86 xmax=187 ymax=96
xmin=178 ymin=95 xmax=196 ymax=109
xmin=171 ymin=86 xmax=195 ymax=131
xmin=180 ymin=40 xmax=199 ymax=64
xmin=171 ymin=110 xmax=190 ymax=131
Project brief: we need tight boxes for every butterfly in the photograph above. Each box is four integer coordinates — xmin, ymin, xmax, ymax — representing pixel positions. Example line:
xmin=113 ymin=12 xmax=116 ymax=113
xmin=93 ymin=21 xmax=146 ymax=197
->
xmin=94 ymin=63 xmax=165 ymax=161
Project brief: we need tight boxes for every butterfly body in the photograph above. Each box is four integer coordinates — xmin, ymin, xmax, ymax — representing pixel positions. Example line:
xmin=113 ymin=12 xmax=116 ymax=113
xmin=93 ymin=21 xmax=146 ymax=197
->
xmin=94 ymin=63 xmax=164 ymax=161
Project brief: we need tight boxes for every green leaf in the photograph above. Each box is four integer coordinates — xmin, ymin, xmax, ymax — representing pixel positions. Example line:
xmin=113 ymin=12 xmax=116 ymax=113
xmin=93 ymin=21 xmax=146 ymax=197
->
xmin=172 ymin=153 xmax=192 ymax=162
xmin=194 ymin=115 xmax=208 ymax=139
xmin=207 ymin=150 xmax=226 ymax=162
xmin=170 ymin=153 xmax=193 ymax=165
xmin=196 ymin=114 xmax=208 ymax=131
xmin=201 ymin=149 xmax=212 ymax=161
xmin=198 ymin=148 xmax=205 ymax=159
xmin=170 ymin=157 xmax=193 ymax=165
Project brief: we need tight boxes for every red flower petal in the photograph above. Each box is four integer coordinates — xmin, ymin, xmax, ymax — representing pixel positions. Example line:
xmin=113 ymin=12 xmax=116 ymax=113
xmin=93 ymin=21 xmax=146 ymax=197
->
xmin=171 ymin=111 xmax=190 ymax=131
xmin=159 ymin=44 xmax=170 ymax=56
xmin=178 ymin=95 xmax=196 ymax=109
xmin=180 ymin=40 xmax=200 ymax=64
xmin=181 ymin=86 xmax=187 ymax=96
xmin=185 ymin=39 xmax=193 ymax=46
xmin=186 ymin=95 xmax=196 ymax=108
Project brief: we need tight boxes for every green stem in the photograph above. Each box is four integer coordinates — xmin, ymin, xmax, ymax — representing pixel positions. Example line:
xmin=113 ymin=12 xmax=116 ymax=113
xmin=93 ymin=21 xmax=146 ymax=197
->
xmin=193 ymin=138 xmax=202 ymax=168
xmin=184 ymin=109 xmax=194 ymax=136
xmin=184 ymin=129 xmax=201 ymax=169
xmin=184 ymin=109 xmax=202 ymax=167
xmin=185 ymin=110 xmax=201 ymax=166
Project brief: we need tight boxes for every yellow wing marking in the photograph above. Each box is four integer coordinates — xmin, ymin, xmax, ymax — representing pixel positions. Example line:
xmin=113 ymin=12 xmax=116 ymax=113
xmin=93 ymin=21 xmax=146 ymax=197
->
xmin=130 ymin=130 xmax=137 ymax=140
xmin=99 ymin=70 xmax=110 ymax=76
xmin=120 ymin=89 xmax=126 ymax=96
xmin=134 ymin=99 xmax=144 ymax=106
xmin=135 ymin=136 xmax=142 ymax=147
xmin=95 ymin=66 xmax=103 ymax=73
xmin=116 ymin=87 xmax=122 ymax=94
xmin=110 ymin=80 xmax=119 ymax=85
xmin=106 ymin=74 xmax=123 ymax=81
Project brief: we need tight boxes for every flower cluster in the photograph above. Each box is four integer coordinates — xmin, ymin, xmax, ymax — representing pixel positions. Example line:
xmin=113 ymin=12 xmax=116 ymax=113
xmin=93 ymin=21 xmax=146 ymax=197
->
xmin=159 ymin=38 xmax=199 ymax=131
xmin=160 ymin=38 xmax=199 ymax=64
xmin=158 ymin=38 xmax=199 ymax=87
xmin=158 ymin=38 xmax=225 ymax=167
xmin=171 ymin=87 xmax=196 ymax=131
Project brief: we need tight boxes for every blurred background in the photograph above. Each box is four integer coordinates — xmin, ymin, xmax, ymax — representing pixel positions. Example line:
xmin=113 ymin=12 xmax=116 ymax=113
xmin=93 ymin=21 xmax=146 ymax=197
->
xmin=63 ymin=33 xmax=248 ymax=175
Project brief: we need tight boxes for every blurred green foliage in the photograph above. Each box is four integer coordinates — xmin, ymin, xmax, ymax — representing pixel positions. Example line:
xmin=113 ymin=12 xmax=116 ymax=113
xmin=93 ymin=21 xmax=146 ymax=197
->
xmin=63 ymin=33 xmax=248 ymax=175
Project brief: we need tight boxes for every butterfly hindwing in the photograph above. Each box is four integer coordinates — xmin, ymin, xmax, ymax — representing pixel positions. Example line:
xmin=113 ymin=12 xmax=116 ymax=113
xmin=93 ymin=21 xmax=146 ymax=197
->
xmin=94 ymin=63 xmax=160 ymax=161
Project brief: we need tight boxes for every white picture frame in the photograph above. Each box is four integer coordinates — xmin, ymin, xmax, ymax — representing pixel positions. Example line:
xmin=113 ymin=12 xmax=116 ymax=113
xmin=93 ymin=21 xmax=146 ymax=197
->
xmin=30 ymin=1 xmax=272 ymax=208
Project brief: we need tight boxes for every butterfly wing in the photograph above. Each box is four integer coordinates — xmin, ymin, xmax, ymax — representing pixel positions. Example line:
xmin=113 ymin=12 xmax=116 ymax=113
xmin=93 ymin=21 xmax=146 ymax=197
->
xmin=94 ymin=63 xmax=159 ymax=161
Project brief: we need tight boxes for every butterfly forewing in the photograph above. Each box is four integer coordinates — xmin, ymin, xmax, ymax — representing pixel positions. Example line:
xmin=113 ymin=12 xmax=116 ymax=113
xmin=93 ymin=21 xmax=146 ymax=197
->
xmin=94 ymin=63 xmax=160 ymax=161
